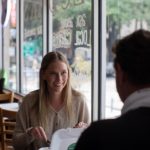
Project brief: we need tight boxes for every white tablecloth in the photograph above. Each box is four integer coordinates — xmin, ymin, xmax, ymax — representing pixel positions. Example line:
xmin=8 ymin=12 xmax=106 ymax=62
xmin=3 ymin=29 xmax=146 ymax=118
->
xmin=0 ymin=102 xmax=19 ymax=112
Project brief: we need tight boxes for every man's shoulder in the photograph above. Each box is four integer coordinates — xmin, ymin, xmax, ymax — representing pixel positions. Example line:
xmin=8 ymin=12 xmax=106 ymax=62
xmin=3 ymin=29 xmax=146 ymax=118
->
xmin=88 ymin=118 xmax=119 ymax=132
xmin=88 ymin=107 xmax=150 ymax=132
xmin=75 ymin=108 xmax=150 ymax=150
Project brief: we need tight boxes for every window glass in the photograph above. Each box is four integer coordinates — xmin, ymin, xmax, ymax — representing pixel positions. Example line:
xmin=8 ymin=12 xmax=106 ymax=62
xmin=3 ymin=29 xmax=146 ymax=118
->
xmin=49 ymin=0 xmax=92 ymax=112
xmin=106 ymin=0 xmax=150 ymax=118
xmin=2 ymin=0 xmax=17 ymax=91
xmin=22 ymin=0 xmax=43 ymax=94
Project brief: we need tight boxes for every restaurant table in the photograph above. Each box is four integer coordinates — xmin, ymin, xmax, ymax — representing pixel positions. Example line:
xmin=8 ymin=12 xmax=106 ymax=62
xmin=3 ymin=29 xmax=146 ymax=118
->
xmin=0 ymin=102 xmax=19 ymax=112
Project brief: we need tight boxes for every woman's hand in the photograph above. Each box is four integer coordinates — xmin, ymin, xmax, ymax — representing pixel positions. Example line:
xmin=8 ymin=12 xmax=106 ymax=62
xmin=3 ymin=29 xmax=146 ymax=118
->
xmin=74 ymin=121 xmax=88 ymax=128
xmin=27 ymin=126 xmax=47 ymax=142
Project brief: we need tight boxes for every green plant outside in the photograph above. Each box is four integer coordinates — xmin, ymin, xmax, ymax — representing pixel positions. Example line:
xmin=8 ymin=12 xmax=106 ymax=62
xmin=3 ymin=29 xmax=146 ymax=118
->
xmin=0 ymin=69 xmax=8 ymax=86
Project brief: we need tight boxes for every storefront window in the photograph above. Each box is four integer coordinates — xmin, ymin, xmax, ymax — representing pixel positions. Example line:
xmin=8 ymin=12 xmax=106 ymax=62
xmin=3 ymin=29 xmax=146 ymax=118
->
xmin=106 ymin=0 xmax=150 ymax=118
xmin=2 ymin=0 xmax=17 ymax=91
xmin=22 ymin=0 xmax=43 ymax=94
xmin=49 ymin=0 xmax=92 ymax=111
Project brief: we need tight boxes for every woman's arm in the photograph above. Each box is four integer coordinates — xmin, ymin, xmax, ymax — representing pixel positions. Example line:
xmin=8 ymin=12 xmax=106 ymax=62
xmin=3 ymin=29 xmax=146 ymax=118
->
xmin=13 ymin=106 xmax=35 ymax=150
xmin=13 ymin=93 xmax=36 ymax=150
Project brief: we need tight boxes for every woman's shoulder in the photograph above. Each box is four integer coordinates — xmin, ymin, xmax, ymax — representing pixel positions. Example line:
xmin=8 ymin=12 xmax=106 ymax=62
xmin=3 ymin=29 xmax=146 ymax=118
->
xmin=24 ymin=89 xmax=39 ymax=98
xmin=22 ymin=90 xmax=39 ymax=105
xmin=72 ymin=89 xmax=86 ymax=102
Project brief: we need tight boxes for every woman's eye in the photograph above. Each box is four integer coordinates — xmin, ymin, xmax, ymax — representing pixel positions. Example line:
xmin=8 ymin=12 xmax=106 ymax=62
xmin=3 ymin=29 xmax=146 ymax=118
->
xmin=62 ymin=71 xmax=67 ymax=75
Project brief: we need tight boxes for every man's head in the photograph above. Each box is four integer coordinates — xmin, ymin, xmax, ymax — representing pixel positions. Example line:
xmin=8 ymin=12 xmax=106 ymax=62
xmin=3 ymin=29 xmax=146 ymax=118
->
xmin=112 ymin=29 xmax=150 ymax=102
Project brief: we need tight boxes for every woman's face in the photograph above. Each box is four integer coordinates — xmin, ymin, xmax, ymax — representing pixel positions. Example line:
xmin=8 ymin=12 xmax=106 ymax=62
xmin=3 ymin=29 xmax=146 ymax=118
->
xmin=43 ymin=60 xmax=69 ymax=94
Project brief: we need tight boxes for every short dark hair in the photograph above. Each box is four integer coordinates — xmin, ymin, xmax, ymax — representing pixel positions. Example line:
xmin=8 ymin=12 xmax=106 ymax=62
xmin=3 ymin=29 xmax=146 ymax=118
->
xmin=112 ymin=29 xmax=150 ymax=85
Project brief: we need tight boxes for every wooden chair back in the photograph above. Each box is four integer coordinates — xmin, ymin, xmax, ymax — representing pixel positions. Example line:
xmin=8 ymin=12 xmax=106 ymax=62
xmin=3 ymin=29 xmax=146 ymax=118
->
xmin=0 ymin=92 xmax=14 ymax=103
xmin=0 ymin=108 xmax=17 ymax=150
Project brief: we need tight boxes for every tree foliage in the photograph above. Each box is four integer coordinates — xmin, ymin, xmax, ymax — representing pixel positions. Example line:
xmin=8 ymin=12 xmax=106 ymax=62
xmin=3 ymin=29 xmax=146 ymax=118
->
xmin=107 ymin=0 xmax=150 ymax=29
xmin=52 ymin=0 xmax=91 ymax=29
xmin=106 ymin=0 xmax=150 ymax=61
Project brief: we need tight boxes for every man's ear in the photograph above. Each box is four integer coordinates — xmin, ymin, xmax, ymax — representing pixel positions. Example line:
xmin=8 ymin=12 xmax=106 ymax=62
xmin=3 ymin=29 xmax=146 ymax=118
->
xmin=115 ymin=63 xmax=127 ymax=85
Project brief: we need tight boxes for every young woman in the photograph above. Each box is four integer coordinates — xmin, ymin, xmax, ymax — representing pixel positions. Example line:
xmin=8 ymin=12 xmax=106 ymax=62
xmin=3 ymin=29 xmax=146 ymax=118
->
xmin=13 ymin=51 xmax=90 ymax=150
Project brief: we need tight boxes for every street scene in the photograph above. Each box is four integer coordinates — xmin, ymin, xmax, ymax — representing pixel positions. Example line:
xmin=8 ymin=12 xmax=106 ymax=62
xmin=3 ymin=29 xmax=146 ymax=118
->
xmin=105 ymin=77 xmax=123 ymax=118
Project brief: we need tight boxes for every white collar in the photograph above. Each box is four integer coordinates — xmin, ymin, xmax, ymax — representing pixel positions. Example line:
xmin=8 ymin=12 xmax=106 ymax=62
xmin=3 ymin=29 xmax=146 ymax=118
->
xmin=121 ymin=88 xmax=150 ymax=115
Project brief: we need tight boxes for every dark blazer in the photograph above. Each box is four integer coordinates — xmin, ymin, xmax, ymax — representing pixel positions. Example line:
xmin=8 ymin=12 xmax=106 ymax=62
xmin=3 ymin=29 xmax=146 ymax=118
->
xmin=75 ymin=107 xmax=150 ymax=150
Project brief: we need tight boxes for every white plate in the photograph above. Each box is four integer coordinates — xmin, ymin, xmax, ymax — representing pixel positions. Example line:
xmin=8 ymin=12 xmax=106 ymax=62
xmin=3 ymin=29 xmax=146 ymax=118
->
xmin=50 ymin=128 xmax=85 ymax=150
xmin=39 ymin=147 xmax=50 ymax=150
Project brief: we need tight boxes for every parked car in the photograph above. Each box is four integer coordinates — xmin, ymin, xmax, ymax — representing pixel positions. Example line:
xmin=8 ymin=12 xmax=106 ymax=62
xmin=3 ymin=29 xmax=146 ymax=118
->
xmin=106 ymin=62 xmax=115 ymax=77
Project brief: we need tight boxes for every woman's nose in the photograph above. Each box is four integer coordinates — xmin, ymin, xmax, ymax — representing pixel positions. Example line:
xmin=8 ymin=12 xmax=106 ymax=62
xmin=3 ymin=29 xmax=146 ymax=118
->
xmin=56 ymin=73 xmax=62 ymax=81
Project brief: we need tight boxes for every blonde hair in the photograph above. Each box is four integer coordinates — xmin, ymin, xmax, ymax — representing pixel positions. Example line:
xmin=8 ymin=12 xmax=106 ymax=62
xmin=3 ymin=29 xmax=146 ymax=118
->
xmin=39 ymin=51 xmax=73 ymax=130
